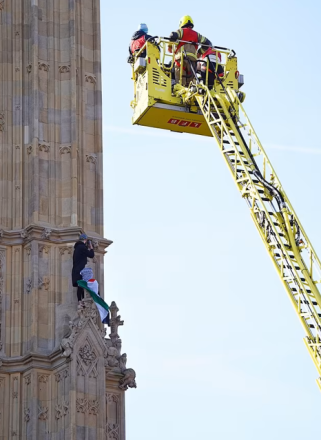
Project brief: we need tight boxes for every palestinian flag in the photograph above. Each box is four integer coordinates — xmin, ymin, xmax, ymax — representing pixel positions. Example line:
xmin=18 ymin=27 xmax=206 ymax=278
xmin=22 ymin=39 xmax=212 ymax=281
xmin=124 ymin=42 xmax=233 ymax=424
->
xmin=77 ymin=279 xmax=109 ymax=325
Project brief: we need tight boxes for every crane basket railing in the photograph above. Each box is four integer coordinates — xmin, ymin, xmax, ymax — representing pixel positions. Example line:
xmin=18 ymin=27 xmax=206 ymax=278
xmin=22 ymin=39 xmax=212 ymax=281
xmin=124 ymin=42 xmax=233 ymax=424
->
xmin=131 ymin=38 xmax=230 ymax=89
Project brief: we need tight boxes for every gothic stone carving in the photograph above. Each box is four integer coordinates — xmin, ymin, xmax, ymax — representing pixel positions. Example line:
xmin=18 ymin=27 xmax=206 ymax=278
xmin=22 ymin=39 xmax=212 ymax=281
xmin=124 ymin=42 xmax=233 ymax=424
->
xmin=38 ymin=374 xmax=49 ymax=383
xmin=55 ymin=369 xmax=69 ymax=382
xmin=21 ymin=229 xmax=29 ymax=239
xmin=79 ymin=341 xmax=97 ymax=366
xmin=118 ymin=368 xmax=137 ymax=391
xmin=86 ymin=154 xmax=97 ymax=164
xmin=59 ymin=65 xmax=71 ymax=73
xmin=79 ymin=300 xmax=99 ymax=324
xmin=41 ymin=228 xmax=52 ymax=240
xmin=59 ymin=145 xmax=71 ymax=154
xmin=38 ymin=277 xmax=50 ymax=290
xmin=88 ymin=399 xmax=99 ymax=415
xmin=38 ymin=143 xmax=50 ymax=152
xmin=25 ymin=279 xmax=32 ymax=294
xmin=76 ymin=398 xmax=88 ymax=414
xmin=75 ymin=399 xmax=98 ymax=415
xmin=39 ymin=245 xmax=49 ymax=254
xmin=105 ymin=346 xmax=119 ymax=368
xmin=59 ymin=246 xmax=72 ymax=255
xmin=61 ymin=299 xmax=105 ymax=359
xmin=85 ymin=74 xmax=97 ymax=84
xmin=38 ymin=406 xmax=48 ymax=420
xmin=38 ymin=62 xmax=49 ymax=72
xmin=60 ymin=299 xmax=137 ymax=391
xmin=109 ymin=301 xmax=124 ymax=347
xmin=55 ymin=401 xmax=69 ymax=419
xmin=91 ymin=239 xmax=99 ymax=250
xmin=107 ymin=423 xmax=120 ymax=439
xmin=24 ymin=408 xmax=30 ymax=422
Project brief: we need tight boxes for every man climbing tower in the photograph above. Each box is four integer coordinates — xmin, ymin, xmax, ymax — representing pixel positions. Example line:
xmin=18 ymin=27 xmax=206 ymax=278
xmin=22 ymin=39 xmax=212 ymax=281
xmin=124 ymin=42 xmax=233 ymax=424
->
xmin=72 ymin=233 xmax=94 ymax=305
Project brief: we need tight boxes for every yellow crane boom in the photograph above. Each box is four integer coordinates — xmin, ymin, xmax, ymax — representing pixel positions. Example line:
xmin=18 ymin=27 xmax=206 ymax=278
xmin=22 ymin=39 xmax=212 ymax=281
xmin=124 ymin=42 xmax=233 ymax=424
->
xmin=130 ymin=39 xmax=321 ymax=390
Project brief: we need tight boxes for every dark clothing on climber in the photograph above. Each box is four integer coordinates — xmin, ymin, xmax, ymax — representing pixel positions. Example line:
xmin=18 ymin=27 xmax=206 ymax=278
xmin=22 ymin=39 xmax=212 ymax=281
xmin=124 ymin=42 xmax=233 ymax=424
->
xmin=72 ymin=240 xmax=94 ymax=301
xmin=129 ymin=30 xmax=153 ymax=58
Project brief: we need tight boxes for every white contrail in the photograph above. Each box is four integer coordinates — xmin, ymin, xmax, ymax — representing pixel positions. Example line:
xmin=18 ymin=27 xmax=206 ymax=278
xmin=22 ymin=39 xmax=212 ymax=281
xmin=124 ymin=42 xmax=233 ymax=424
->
xmin=105 ymin=126 xmax=321 ymax=155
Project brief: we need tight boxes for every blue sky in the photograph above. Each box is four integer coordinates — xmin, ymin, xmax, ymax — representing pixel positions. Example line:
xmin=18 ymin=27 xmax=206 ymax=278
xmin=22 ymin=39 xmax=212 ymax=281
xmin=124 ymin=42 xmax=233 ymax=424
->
xmin=101 ymin=1 xmax=321 ymax=438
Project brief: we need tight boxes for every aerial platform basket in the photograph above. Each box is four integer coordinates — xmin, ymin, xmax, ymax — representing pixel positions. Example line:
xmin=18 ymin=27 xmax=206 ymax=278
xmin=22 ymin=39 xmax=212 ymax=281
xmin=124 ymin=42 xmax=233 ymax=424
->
xmin=130 ymin=38 xmax=243 ymax=136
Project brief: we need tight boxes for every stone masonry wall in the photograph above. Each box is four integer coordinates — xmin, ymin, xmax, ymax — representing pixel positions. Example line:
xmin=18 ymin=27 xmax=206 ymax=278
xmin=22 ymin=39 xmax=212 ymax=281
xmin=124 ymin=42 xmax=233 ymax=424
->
xmin=0 ymin=1 xmax=135 ymax=439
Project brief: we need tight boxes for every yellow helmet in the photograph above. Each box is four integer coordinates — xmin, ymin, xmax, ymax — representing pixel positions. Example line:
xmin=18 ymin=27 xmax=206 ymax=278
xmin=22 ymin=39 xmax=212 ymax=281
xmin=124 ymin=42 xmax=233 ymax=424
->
xmin=179 ymin=15 xmax=194 ymax=28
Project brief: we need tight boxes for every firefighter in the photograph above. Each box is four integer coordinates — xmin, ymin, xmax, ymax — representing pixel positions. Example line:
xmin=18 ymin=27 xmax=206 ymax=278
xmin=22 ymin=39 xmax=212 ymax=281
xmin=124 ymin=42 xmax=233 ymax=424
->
xmin=169 ymin=15 xmax=211 ymax=86
xmin=197 ymin=43 xmax=224 ymax=89
xmin=128 ymin=23 xmax=152 ymax=61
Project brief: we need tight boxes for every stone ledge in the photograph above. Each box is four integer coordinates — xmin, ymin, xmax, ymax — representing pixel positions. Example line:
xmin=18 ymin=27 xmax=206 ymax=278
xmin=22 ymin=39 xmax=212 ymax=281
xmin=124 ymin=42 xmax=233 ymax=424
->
xmin=0 ymin=224 xmax=113 ymax=251
xmin=0 ymin=348 xmax=67 ymax=372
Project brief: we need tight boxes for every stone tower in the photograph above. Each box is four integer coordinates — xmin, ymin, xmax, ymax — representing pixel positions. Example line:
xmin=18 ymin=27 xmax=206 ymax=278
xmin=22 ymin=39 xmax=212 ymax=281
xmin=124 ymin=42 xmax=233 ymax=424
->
xmin=0 ymin=1 xmax=135 ymax=439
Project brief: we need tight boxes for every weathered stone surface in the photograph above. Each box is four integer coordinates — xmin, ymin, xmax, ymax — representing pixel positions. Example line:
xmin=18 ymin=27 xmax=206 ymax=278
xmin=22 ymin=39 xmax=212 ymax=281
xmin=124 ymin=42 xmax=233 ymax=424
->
xmin=0 ymin=1 xmax=135 ymax=438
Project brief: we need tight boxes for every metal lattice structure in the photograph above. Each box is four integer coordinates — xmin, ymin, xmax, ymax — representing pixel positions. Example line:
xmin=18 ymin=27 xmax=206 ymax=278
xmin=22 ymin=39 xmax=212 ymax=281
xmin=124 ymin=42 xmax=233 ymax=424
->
xmin=195 ymin=87 xmax=321 ymax=389
xmin=131 ymin=39 xmax=321 ymax=389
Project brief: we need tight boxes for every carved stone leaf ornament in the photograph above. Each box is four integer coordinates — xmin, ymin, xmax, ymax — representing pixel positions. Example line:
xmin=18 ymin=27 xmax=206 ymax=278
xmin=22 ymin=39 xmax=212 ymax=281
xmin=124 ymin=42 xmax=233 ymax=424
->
xmin=38 ymin=406 xmax=48 ymax=420
xmin=24 ymin=408 xmax=30 ymax=422
xmin=85 ymin=74 xmax=96 ymax=84
xmin=79 ymin=341 xmax=97 ymax=366
xmin=38 ymin=62 xmax=49 ymax=71
xmin=38 ymin=374 xmax=49 ymax=383
xmin=25 ymin=279 xmax=32 ymax=294
xmin=107 ymin=393 xmax=120 ymax=404
xmin=55 ymin=369 xmax=69 ymax=382
xmin=39 ymin=143 xmax=50 ymax=152
xmin=76 ymin=398 xmax=88 ymax=413
xmin=59 ymin=65 xmax=71 ymax=73
xmin=59 ymin=145 xmax=71 ymax=154
xmin=86 ymin=154 xmax=97 ymax=164
xmin=39 ymin=245 xmax=49 ymax=254
xmin=88 ymin=399 xmax=99 ymax=415
xmin=107 ymin=423 xmax=120 ymax=439
xmin=55 ymin=400 xmax=69 ymax=419
xmin=38 ymin=276 xmax=50 ymax=290
xmin=59 ymin=246 xmax=72 ymax=255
